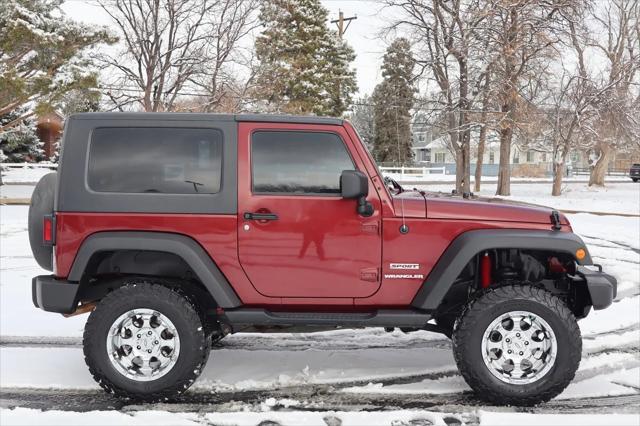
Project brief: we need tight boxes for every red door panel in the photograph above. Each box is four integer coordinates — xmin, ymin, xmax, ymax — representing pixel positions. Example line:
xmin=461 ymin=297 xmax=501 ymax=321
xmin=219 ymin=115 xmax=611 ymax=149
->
xmin=237 ymin=122 xmax=382 ymax=299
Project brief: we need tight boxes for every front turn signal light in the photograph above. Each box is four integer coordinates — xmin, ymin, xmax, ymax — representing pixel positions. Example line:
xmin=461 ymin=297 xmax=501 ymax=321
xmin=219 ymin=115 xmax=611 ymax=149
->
xmin=576 ymin=248 xmax=586 ymax=261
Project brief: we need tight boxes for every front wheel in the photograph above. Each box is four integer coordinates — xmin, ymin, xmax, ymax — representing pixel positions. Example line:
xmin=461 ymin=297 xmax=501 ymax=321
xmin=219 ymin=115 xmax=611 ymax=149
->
xmin=83 ymin=282 xmax=211 ymax=401
xmin=452 ymin=285 xmax=581 ymax=406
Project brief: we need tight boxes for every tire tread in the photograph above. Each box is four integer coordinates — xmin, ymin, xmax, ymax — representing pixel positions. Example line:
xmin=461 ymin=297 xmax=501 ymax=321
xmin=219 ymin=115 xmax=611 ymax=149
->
xmin=452 ymin=284 xmax=581 ymax=406
xmin=83 ymin=281 xmax=210 ymax=401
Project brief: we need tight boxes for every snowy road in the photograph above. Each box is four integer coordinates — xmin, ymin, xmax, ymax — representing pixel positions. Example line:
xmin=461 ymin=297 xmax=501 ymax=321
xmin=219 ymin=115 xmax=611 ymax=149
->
xmin=1 ymin=194 xmax=639 ymax=424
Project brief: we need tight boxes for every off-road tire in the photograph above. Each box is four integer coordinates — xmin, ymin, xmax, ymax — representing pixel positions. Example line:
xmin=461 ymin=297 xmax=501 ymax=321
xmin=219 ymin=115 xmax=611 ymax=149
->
xmin=83 ymin=282 xmax=211 ymax=401
xmin=452 ymin=285 xmax=581 ymax=406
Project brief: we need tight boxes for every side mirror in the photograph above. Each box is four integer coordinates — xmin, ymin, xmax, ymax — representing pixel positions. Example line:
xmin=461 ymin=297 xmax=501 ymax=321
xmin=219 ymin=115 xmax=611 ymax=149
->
xmin=340 ymin=170 xmax=368 ymax=199
xmin=340 ymin=170 xmax=374 ymax=217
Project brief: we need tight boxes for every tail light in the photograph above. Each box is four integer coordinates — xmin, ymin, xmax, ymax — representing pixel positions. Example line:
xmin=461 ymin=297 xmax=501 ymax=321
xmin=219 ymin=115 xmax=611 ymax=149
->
xmin=43 ymin=214 xmax=55 ymax=246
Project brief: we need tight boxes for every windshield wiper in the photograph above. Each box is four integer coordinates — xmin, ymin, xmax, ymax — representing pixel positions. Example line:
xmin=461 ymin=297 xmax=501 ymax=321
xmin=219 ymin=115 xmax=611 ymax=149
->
xmin=384 ymin=176 xmax=404 ymax=194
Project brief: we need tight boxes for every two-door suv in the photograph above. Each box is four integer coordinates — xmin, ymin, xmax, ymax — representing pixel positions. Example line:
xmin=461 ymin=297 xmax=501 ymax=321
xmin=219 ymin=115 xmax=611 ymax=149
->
xmin=29 ymin=113 xmax=617 ymax=405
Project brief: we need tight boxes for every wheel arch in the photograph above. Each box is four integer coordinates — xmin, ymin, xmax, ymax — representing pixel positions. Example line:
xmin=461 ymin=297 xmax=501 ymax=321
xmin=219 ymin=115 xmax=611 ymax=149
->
xmin=411 ymin=229 xmax=593 ymax=311
xmin=69 ymin=231 xmax=242 ymax=308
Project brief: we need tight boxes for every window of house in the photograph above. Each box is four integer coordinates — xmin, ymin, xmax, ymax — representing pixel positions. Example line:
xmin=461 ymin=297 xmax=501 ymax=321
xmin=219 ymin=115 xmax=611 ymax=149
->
xmin=513 ymin=151 xmax=520 ymax=164
xmin=88 ymin=127 xmax=223 ymax=194
xmin=526 ymin=151 xmax=534 ymax=162
xmin=251 ymin=131 xmax=354 ymax=195
xmin=489 ymin=151 xmax=495 ymax=164
xmin=542 ymin=152 xmax=547 ymax=162
xmin=435 ymin=152 xmax=446 ymax=163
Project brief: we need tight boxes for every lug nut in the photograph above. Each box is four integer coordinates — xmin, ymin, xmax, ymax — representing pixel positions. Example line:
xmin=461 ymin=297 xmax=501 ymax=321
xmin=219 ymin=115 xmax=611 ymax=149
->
xmin=137 ymin=334 xmax=141 ymax=338
xmin=137 ymin=345 xmax=141 ymax=349
xmin=148 ymin=331 xmax=152 ymax=336
xmin=519 ymin=351 xmax=523 ymax=355
xmin=506 ymin=338 xmax=510 ymax=343
xmin=525 ymin=341 xmax=529 ymax=345
xmin=147 ymin=349 xmax=152 ymax=353
xmin=508 ymin=350 xmax=512 ymax=354
xmin=516 ymin=333 xmax=520 ymax=337
xmin=154 ymin=340 xmax=159 ymax=345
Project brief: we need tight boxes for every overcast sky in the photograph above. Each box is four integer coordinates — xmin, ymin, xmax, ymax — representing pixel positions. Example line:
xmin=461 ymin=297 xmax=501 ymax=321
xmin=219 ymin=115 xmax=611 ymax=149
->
xmin=61 ymin=0 xmax=390 ymax=97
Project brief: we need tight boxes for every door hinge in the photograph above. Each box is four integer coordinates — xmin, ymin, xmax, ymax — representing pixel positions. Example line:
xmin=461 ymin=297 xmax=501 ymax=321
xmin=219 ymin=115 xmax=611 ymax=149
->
xmin=360 ymin=268 xmax=379 ymax=282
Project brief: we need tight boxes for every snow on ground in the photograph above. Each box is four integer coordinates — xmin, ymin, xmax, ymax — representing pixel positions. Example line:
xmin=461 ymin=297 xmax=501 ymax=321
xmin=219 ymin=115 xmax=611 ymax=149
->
xmin=477 ymin=411 xmax=640 ymax=426
xmin=1 ymin=182 xmax=638 ymax=424
xmin=0 ymin=185 xmax=34 ymax=200
xmin=0 ymin=345 xmax=456 ymax=391
xmin=0 ymin=166 xmax=54 ymax=184
xmin=2 ymin=407 xmax=638 ymax=426
xmin=1 ymin=411 xmax=638 ymax=426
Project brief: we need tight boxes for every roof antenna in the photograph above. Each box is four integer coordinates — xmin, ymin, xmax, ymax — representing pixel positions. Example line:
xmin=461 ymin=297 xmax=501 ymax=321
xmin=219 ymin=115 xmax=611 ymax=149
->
xmin=399 ymin=197 xmax=409 ymax=234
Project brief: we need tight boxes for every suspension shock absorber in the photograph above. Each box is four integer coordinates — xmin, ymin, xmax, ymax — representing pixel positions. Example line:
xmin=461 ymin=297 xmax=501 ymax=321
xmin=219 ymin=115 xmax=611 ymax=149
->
xmin=480 ymin=251 xmax=492 ymax=289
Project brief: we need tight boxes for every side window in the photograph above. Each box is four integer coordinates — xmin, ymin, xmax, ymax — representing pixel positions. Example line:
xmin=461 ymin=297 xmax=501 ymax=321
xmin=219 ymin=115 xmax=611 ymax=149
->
xmin=88 ymin=127 xmax=223 ymax=194
xmin=252 ymin=131 xmax=355 ymax=195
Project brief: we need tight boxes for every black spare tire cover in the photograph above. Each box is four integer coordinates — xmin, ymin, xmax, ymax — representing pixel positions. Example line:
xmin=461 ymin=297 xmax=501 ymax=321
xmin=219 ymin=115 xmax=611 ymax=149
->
xmin=28 ymin=172 xmax=57 ymax=271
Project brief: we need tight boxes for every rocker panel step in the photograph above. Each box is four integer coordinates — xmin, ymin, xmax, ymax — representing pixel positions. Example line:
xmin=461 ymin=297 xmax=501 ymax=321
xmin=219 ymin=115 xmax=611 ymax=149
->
xmin=223 ymin=308 xmax=431 ymax=328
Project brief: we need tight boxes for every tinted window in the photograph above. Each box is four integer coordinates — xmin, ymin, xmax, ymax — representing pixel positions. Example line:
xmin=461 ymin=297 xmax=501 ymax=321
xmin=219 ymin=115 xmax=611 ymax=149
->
xmin=252 ymin=131 xmax=354 ymax=195
xmin=88 ymin=128 xmax=222 ymax=194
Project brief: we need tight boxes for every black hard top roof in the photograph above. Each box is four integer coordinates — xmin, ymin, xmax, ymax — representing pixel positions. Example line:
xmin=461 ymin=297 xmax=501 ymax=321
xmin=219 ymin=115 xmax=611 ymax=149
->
xmin=70 ymin=112 xmax=344 ymax=126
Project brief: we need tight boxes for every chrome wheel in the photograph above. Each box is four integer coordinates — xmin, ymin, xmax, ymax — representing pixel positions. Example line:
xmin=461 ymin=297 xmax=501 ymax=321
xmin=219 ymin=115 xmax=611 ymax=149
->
xmin=106 ymin=308 xmax=180 ymax=381
xmin=481 ymin=310 xmax=557 ymax=384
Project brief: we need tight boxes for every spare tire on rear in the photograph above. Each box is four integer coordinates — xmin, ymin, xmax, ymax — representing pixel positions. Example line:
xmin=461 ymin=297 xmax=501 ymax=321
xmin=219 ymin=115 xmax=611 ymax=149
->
xmin=28 ymin=172 xmax=57 ymax=271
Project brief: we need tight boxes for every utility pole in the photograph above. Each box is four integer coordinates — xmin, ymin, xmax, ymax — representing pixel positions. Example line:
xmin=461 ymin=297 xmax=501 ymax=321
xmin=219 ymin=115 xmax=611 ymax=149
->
xmin=331 ymin=10 xmax=357 ymax=39
xmin=329 ymin=10 xmax=356 ymax=116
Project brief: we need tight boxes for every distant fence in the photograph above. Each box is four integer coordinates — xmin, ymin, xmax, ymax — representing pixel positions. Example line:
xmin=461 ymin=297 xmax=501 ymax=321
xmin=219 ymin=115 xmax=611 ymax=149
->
xmin=572 ymin=167 xmax=628 ymax=176
xmin=379 ymin=166 xmax=446 ymax=180
xmin=2 ymin=162 xmax=58 ymax=170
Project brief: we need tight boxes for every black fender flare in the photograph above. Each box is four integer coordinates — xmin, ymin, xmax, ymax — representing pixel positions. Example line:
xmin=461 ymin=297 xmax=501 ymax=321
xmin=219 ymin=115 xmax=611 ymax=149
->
xmin=68 ymin=231 xmax=242 ymax=308
xmin=411 ymin=229 xmax=593 ymax=311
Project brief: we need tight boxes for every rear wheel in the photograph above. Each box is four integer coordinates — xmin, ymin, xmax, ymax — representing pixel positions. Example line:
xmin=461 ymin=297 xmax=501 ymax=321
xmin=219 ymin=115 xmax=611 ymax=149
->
xmin=83 ymin=282 xmax=211 ymax=400
xmin=452 ymin=285 xmax=581 ymax=406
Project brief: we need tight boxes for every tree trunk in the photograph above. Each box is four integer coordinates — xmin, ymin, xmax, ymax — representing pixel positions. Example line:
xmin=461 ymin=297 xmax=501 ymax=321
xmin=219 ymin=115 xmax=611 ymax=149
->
xmin=474 ymin=122 xmax=487 ymax=192
xmin=552 ymin=161 xmax=564 ymax=196
xmin=462 ymin=128 xmax=471 ymax=194
xmin=455 ymin=147 xmax=463 ymax=194
xmin=589 ymin=144 xmax=612 ymax=187
xmin=474 ymin=71 xmax=490 ymax=193
xmin=496 ymin=126 xmax=512 ymax=196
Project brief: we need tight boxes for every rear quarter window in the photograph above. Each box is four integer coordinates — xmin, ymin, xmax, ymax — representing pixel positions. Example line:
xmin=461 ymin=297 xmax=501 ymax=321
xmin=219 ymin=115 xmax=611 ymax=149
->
xmin=88 ymin=127 xmax=223 ymax=194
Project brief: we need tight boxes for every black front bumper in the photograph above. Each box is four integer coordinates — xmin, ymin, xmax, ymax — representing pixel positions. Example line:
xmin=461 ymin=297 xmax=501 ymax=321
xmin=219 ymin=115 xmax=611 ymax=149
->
xmin=575 ymin=265 xmax=617 ymax=310
xmin=32 ymin=275 xmax=80 ymax=314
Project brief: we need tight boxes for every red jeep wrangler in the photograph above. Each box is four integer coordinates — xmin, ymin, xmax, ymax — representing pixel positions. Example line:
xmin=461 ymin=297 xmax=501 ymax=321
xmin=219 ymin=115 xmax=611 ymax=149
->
xmin=29 ymin=113 xmax=616 ymax=405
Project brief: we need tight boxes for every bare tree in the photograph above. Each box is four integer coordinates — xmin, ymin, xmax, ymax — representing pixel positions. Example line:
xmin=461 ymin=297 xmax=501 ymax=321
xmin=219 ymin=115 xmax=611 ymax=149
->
xmin=473 ymin=69 xmax=494 ymax=192
xmin=488 ymin=0 xmax=580 ymax=196
xmin=189 ymin=0 xmax=259 ymax=112
xmin=384 ymin=0 xmax=495 ymax=194
xmin=98 ymin=0 xmax=257 ymax=112
xmin=585 ymin=0 xmax=640 ymax=186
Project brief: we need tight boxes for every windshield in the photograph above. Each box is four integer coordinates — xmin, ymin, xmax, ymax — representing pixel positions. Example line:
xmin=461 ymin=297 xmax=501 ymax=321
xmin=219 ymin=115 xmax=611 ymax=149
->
xmin=351 ymin=127 xmax=392 ymax=197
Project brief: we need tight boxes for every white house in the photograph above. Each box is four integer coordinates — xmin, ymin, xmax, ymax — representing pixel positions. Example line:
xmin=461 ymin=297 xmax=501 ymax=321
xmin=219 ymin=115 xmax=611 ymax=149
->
xmin=411 ymin=129 xmax=554 ymax=176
